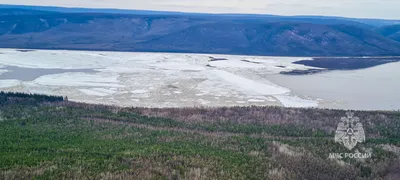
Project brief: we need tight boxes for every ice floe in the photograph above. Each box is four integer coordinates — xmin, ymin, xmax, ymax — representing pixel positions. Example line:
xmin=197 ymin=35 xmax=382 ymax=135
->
xmin=0 ymin=48 xmax=321 ymax=108
xmin=0 ymin=79 xmax=21 ymax=88
xmin=131 ymin=89 xmax=148 ymax=94
xmin=0 ymin=69 xmax=7 ymax=75
xmin=91 ymin=88 xmax=117 ymax=94
xmin=79 ymin=89 xmax=109 ymax=97
xmin=210 ymin=70 xmax=290 ymax=95
xmin=32 ymin=72 xmax=123 ymax=87
xmin=78 ymin=88 xmax=118 ymax=97
xmin=151 ymin=62 xmax=206 ymax=71
xmin=274 ymin=95 xmax=318 ymax=108
xmin=248 ymin=99 xmax=266 ymax=103
xmin=209 ymin=60 xmax=265 ymax=68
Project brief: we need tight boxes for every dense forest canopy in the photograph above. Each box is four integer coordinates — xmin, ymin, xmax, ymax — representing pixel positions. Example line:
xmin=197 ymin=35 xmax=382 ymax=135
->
xmin=0 ymin=92 xmax=399 ymax=179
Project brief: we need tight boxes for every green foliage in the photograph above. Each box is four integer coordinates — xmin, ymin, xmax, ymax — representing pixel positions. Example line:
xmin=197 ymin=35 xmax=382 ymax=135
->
xmin=0 ymin=93 xmax=399 ymax=179
xmin=0 ymin=91 xmax=64 ymax=106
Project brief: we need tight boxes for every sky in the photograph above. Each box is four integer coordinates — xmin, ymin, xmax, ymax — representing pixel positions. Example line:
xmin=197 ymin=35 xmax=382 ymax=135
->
xmin=1 ymin=0 xmax=400 ymax=19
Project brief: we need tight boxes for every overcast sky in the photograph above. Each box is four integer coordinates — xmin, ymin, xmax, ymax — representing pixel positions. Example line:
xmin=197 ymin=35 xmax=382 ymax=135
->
xmin=1 ymin=0 xmax=400 ymax=19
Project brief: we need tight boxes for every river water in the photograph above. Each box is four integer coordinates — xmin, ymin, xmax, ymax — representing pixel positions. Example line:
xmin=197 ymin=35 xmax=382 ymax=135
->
xmin=268 ymin=62 xmax=400 ymax=110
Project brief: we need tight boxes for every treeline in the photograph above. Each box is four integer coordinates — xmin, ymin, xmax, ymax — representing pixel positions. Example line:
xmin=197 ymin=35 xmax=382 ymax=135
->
xmin=129 ymin=106 xmax=400 ymax=140
xmin=0 ymin=91 xmax=65 ymax=105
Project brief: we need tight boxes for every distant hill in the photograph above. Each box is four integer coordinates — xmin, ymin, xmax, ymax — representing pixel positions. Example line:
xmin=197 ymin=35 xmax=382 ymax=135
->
xmin=1 ymin=6 xmax=400 ymax=56
xmin=2 ymin=4 xmax=400 ymax=28
xmin=375 ymin=24 xmax=400 ymax=42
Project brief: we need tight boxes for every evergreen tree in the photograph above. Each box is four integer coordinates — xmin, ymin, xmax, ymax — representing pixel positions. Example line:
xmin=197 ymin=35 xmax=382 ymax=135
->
xmin=0 ymin=111 xmax=4 ymax=122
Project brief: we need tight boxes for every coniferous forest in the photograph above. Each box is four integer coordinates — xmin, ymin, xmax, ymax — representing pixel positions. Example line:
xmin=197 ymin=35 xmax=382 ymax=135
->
xmin=0 ymin=92 xmax=399 ymax=179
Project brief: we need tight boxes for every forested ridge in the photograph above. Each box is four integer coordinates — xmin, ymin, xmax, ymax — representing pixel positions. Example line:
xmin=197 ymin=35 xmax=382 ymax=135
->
xmin=2 ymin=7 xmax=400 ymax=56
xmin=0 ymin=92 xmax=399 ymax=179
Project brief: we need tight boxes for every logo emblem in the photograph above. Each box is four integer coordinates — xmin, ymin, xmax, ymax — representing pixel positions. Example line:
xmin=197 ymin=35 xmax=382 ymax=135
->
xmin=334 ymin=112 xmax=365 ymax=150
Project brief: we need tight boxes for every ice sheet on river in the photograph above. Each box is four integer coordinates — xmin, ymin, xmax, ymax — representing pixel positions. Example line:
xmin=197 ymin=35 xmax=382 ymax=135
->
xmin=0 ymin=48 xmax=318 ymax=108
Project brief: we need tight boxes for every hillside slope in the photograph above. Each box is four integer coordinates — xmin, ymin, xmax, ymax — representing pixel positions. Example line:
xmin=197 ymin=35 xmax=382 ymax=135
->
xmin=0 ymin=8 xmax=400 ymax=56
xmin=1 ymin=92 xmax=400 ymax=179
xmin=375 ymin=24 xmax=400 ymax=42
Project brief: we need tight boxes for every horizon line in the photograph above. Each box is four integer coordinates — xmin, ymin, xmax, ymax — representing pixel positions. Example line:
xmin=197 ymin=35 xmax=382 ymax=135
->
xmin=1 ymin=3 xmax=400 ymax=21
